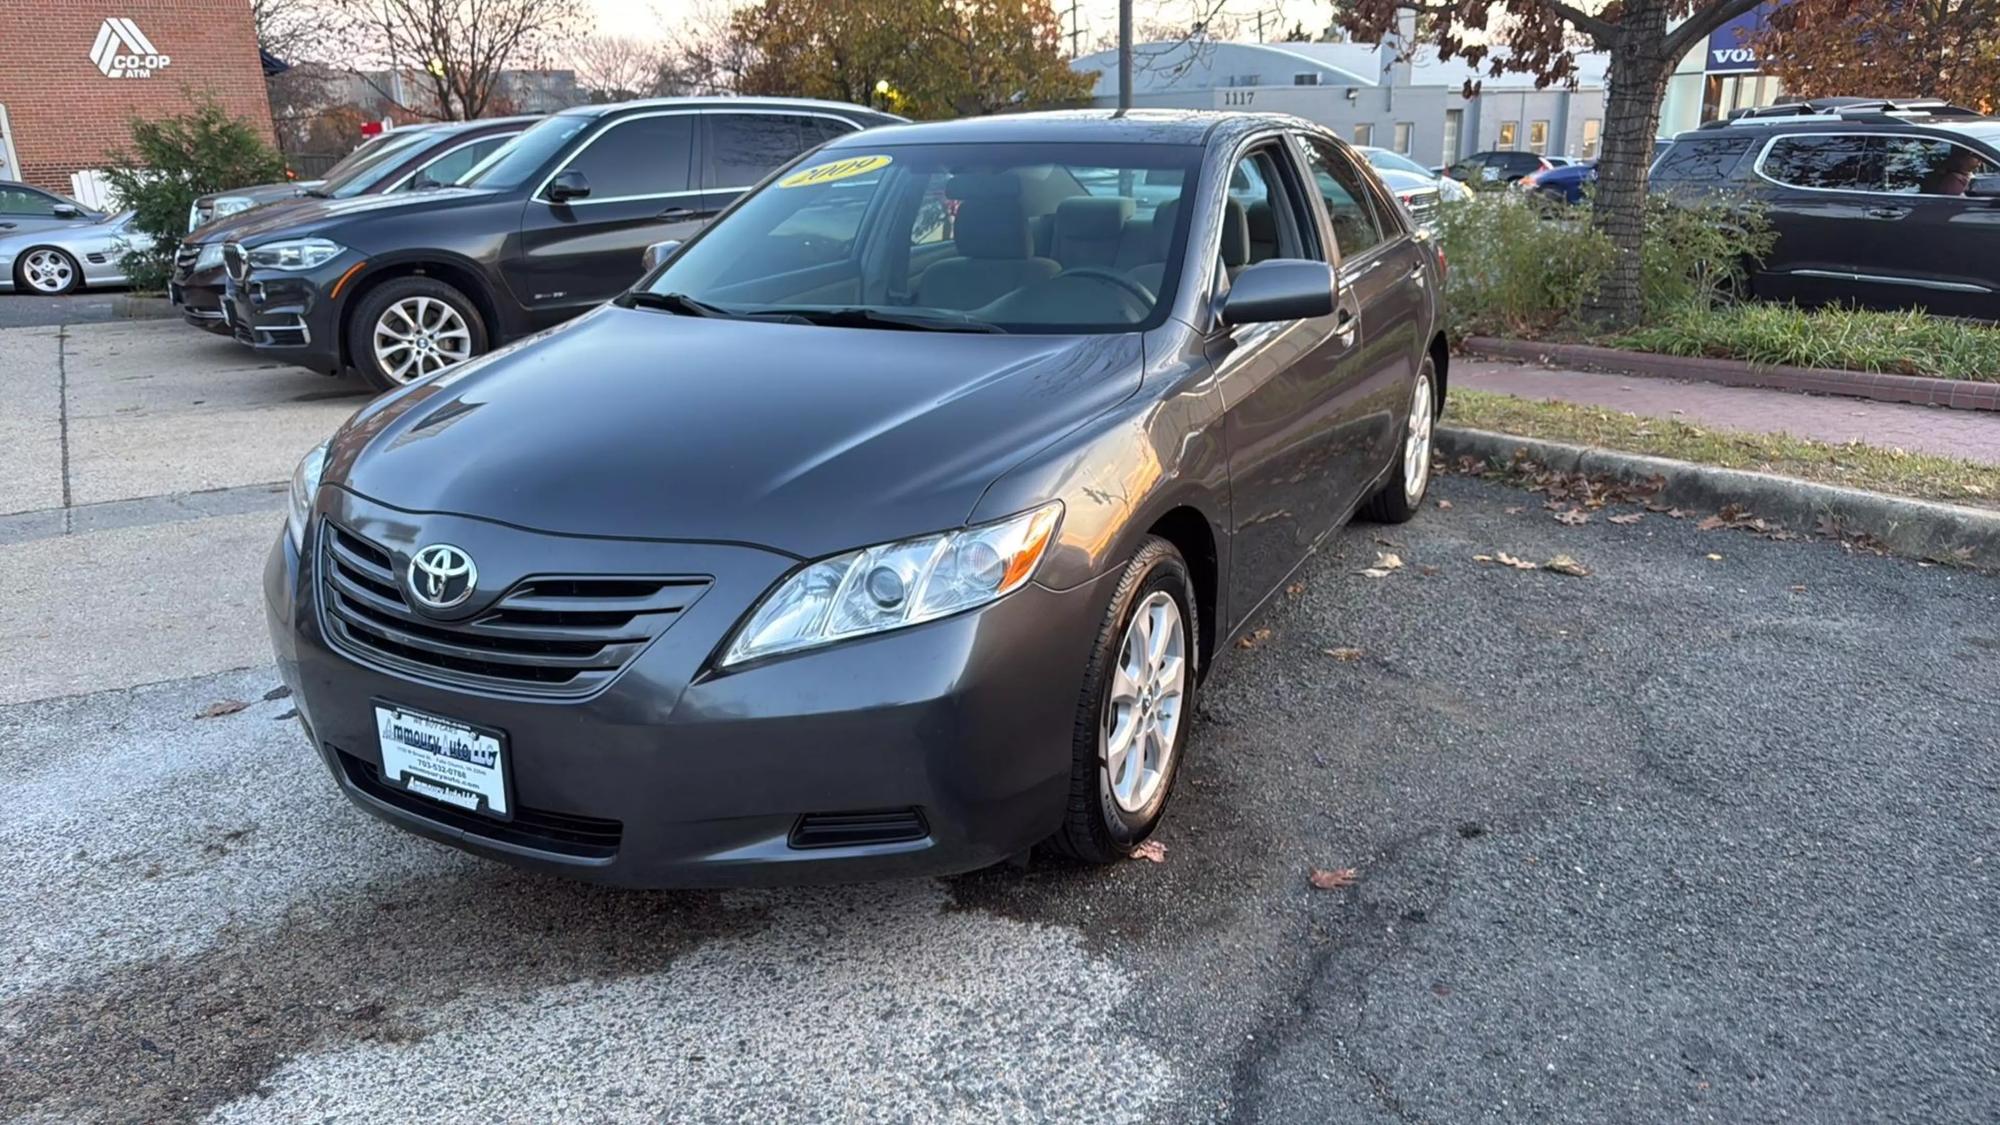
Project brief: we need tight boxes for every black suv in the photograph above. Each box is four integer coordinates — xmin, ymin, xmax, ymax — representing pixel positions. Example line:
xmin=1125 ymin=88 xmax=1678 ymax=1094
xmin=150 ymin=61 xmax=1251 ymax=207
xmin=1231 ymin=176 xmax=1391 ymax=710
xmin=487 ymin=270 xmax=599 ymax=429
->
xmin=218 ymin=97 xmax=900 ymax=389
xmin=174 ymin=117 xmax=537 ymax=333
xmin=1651 ymin=98 xmax=2000 ymax=318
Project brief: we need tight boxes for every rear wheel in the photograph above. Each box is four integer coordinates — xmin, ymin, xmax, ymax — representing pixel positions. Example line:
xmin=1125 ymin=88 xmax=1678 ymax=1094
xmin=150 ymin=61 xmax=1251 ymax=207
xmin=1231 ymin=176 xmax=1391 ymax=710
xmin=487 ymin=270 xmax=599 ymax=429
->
xmin=15 ymin=247 xmax=80 ymax=295
xmin=347 ymin=276 xmax=487 ymax=392
xmin=1049 ymin=536 xmax=1198 ymax=864
xmin=1360 ymin=355 xmax=1439 ymax=523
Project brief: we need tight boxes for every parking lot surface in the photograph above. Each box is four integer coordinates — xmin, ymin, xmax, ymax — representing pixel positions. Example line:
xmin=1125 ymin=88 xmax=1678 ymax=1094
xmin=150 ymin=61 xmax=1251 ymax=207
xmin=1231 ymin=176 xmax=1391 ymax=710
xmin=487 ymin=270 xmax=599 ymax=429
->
xmin=3 ymin=322 xmax=1996 ymax=1123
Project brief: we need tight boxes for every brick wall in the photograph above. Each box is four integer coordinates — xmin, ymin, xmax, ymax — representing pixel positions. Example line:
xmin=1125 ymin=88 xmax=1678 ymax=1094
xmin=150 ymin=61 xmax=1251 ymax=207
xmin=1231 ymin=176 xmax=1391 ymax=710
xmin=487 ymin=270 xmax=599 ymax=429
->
xmin=0 ymin=0 xmax=275 ymax=194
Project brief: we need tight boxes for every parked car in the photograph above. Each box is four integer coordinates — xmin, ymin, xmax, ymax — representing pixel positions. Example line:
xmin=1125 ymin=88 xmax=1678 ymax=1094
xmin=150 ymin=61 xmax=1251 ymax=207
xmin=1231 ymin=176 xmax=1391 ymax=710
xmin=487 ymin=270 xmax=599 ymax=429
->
xmin=189 ymin=126 xmax=438 ymax=230
xmin=1517 ymin=160 xmax=1596 ymax=205
xmin=1650 ymin=97 xmax=2000 ymax=318
xmin=174 ymin=117 xmax=537 ymax=334
xmin=264 ymin=110 xmax=1449 ymax=886
xmin=1357 ymin=146 xmax=1473 ymax=225
xmin=216 ymin=97 xmax=900 ymax=388
xmin=0 ymin=209 xmax=153 ymax=294
xmin=0 ymin=181 xmax=101 ymax=239
xmin=1443 ymin=150 xmax=1554 ymax=187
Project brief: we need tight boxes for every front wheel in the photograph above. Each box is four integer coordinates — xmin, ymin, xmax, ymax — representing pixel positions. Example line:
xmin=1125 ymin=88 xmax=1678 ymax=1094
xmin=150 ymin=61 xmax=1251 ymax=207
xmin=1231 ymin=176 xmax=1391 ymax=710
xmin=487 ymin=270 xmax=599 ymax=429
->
xmin=347 ymin=276 xmax=488 ymax=392
xmin=1049 ymin=536 xmax=1199 ymax=864
xmin=15 ymin=247 xmax=81 ymax=295
xmin=1360 ymin=355 xmax=1439 ymax=523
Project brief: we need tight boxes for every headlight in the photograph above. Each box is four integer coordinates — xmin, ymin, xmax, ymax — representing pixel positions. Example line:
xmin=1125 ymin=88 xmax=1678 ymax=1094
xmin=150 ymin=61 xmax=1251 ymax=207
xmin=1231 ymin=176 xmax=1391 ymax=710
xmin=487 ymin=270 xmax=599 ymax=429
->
xmin=720 ymin=502 xmax=1063 ymax=667
xmin=194 ymin=243 xmax=224 ymax=271
xmin=287 ymin=440 xmax=328 ymax=550
xmin=212 ymin=196 xmax=255 ymax=219
xmin=247 ymin=237 xmax=343 ymax=272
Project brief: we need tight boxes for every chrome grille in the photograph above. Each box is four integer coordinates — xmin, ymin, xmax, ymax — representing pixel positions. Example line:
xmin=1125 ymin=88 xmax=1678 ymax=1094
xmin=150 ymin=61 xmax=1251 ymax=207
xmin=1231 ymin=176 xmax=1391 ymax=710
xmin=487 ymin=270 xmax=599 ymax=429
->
xmin=317 ymin=523 xmax=709 ymax=697
xmin=175 ymin=241 xmax=202 ymax=269
xmin=222 ymin=241 xmax=246 ymax=281
xmin=1401 ymin=188 xmax=1442 ymax=230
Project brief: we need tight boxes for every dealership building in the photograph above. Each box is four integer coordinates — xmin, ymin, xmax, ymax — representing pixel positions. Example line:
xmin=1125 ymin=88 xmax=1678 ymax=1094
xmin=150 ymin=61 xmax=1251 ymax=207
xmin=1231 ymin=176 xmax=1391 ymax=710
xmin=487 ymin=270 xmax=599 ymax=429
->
xmin=0 ymin=0 xmax=274 ymax=194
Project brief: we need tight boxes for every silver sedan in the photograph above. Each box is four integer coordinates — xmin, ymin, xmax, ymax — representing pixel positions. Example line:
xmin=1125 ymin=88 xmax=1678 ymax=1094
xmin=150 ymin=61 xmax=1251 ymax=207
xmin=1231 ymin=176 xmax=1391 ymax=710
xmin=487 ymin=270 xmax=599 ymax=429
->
xmin=0 ymin=211 xmax=156 ymax=295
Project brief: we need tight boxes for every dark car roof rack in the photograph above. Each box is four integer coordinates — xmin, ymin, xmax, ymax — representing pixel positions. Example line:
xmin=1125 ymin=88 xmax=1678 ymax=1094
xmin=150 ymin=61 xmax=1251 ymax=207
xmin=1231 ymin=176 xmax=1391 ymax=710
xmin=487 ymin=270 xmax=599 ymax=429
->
xmin=1699 ymin=97 xmax=1989 ymax=129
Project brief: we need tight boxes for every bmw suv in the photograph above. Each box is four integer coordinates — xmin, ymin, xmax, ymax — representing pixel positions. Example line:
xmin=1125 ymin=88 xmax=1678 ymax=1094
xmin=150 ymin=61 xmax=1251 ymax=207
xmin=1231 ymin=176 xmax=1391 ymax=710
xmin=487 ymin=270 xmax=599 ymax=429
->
xmin=1651 ymin=97 xmax=2000 ymax=318
xmin=216 ymin=97 xmax=900 ymax=389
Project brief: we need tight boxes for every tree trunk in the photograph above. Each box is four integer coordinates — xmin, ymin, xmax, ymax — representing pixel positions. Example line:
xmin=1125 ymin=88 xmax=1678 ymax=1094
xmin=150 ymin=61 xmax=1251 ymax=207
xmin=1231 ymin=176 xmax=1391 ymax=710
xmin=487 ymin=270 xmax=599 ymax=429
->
xmin=1585 ymin=2 xmax=1673 ymax=329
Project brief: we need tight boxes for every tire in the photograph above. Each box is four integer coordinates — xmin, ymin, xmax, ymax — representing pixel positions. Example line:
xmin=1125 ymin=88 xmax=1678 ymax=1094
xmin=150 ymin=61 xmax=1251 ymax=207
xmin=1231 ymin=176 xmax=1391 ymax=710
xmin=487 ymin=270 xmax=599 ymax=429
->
xmin=1049 ymin=536 xmax=1199 ymax=864
xmin=346 ymin=276 xmax=488 ymax=392
xmin=15 ymin=247 xmax=81 ymax=295
xmin=1360 ymin=354 xmax=1440 ymax=523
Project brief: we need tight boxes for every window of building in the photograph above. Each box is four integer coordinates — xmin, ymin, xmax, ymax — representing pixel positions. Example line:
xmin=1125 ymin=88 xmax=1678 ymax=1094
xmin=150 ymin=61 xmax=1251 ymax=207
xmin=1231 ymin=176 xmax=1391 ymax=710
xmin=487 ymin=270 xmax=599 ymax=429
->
xmin=1528 ymin=120 xmax=1550 ymax=155
xmin=1393 ymin=122 xmax=1413 ymax=155
xmin=1442 ymin=109 xmax=1464 ymax=163
xmin=1581 ymin=119 xmax=1601 ymax=160
xmin=1293 ymin=73 xmax=1320 ymax=86
xmin=1352 ymin=123 xmax=1373 ymax=146
xmin=1497 ymin=121 xmax=1519 ymax=149
xmin=1227 ymin=74 xmax=1263 ymax=88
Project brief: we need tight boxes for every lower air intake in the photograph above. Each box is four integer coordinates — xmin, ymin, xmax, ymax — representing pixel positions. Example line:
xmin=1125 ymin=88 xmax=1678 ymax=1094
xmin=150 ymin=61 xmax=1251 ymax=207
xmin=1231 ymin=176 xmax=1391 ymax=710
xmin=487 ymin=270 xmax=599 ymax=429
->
xmin=788 ymin=809 xmax=930 ymax=850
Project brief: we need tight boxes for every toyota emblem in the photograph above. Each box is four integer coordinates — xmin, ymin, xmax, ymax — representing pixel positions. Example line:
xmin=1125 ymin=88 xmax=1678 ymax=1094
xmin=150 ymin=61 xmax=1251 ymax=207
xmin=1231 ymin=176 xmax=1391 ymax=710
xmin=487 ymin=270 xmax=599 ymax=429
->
xmin=408 ymin=544 xmax=476 ymax=610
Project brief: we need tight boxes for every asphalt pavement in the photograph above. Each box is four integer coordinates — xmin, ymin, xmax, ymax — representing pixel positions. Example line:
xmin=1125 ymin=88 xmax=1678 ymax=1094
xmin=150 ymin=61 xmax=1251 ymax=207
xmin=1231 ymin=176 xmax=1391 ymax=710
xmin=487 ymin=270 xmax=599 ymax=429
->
xmin=2 ymin=321 xmax=1996 ymax=1123
xmin=0 ymin=290 xmax=169 ymax=329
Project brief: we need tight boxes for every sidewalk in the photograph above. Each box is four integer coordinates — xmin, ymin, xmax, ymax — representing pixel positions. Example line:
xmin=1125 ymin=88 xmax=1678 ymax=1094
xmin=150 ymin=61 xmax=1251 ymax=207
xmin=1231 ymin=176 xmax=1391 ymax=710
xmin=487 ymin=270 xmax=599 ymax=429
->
xmin=1455 ymin=359 xmax=2000 ymax=466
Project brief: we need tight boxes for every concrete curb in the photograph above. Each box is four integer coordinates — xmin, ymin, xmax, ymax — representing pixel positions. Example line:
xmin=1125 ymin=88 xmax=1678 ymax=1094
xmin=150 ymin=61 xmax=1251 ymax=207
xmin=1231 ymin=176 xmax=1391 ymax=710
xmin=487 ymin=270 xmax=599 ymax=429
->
xmin=1462 ymin=336 xmax=2000 ymax=413
xmin=110 ymin=294 xmax=175 ymax=320
xmin=1437 ymin=426 xmax=2000 ymax=569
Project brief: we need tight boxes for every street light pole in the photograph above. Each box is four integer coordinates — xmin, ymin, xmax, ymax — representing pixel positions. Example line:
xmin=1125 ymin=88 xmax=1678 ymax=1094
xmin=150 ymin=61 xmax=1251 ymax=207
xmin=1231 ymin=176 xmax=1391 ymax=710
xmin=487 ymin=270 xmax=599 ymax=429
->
xmin=1118 ymin=0 xmax=1133 ymax=113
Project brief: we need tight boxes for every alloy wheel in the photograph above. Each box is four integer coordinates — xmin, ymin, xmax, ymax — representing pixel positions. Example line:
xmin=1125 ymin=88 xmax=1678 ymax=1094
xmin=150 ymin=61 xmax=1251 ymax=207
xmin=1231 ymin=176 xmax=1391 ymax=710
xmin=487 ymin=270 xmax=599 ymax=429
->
xmin=1103 ymin=590 xmax=1187 ymax=814
xmin=21 ymin=250 xmax=75 ymax=294
xmin=373 ymin=296 xmax=472 ymax=383
xmin=1402 ymin=372 xmax=1435 ymax=504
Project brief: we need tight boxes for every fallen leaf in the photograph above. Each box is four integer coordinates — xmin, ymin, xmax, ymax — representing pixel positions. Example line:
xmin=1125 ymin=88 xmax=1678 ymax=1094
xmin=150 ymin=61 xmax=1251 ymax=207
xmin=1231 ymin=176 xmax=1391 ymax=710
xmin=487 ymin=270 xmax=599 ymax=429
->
xmin=1418 ymin=564 xmax=1440 ymax=577
xmin=1544 ymin=554 xmax=1591 ymax=577
xmin=1504 ymin=506 xmax=1525 ymax=515
xmin=1359 ymin=551 xmax=1404 ymax=578
xmin=1608 ymin=513 xmax=1643 ymax=526
xmin=1309 ymin=867 xmax=1359 ymax=890
xmin=1236 ymin=628 xmax=1272 ymax=650
xmin=1705 ymin=553 xmax=1724 ymax=561
xmin=1285 ymin=582 xmax=1305 ymax=597
xmin=1696 ymin=515 xmax=1728 ymax=531
xmin=1435 ymin=499 xmax=1453 ymax=510
xmin=1131 ymin=840 xmax=1168 ymax=863
xmin=1472 ymin=553 xmax=1494 ymax=562
xmin=196 ymin=700 xmax=249 ymax=720
xmin=1494 ymin=551 xmax=1539 ymax=570
xmin=1552 ymin=508 xmax=1591 ymax=526
xmin=1323 ymin=647 xmax=1364 ymax=662
xmin=1789 ymin=584 xmax=1807 ymax=593
xmin=1668 ymin=508 xmax=1694 ymax=519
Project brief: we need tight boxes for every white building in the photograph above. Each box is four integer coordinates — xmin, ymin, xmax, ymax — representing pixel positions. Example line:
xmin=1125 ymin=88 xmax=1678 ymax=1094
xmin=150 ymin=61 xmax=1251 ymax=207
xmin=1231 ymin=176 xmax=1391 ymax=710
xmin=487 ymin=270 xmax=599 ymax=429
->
xmin=1072 ymin=38 xmax=1612 ymax=167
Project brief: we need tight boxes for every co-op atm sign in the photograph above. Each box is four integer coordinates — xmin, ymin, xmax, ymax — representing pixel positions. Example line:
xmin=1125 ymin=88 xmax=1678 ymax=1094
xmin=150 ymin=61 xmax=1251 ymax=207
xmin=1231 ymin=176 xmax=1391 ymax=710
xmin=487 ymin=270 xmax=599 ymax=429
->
xmin=90 ymin=18 xmax=171 ymax=78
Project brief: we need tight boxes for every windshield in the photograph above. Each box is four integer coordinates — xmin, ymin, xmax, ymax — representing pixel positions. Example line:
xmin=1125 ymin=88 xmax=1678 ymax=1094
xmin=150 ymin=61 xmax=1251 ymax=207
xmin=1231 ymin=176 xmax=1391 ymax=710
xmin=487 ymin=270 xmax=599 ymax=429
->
xmin=316 ymin=131 xmax=413 ymax=184
xmin=1364 ymin=149 xmax=1433 ymax=177
xmin=318 ymin=129 xmax=439 ymax=197
xmin=460 ymin=114 xmax=590 ymax=189
xmin=640 ymin=141 xmax=1201 ymax=334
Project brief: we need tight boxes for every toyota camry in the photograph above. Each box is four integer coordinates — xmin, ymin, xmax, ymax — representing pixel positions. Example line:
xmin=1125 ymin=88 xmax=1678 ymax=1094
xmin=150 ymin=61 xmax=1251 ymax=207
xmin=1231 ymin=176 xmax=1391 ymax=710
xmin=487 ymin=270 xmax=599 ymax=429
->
xmin=266 ymin=110 xmax=1450 ymax=886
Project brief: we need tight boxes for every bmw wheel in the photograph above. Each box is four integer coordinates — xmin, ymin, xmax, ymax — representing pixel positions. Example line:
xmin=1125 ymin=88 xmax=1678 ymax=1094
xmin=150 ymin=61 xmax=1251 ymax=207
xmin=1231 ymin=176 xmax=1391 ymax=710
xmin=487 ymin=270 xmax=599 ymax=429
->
xmin=16 ymin=247 xmax=81 ymax=295
xmin=347 ymin=276 xmax=488 ymax=392
xmin=1051 ymin=535 xmax=1198 ymax=863
xmin=1360 ymin=354 xmax=1439 ymax=523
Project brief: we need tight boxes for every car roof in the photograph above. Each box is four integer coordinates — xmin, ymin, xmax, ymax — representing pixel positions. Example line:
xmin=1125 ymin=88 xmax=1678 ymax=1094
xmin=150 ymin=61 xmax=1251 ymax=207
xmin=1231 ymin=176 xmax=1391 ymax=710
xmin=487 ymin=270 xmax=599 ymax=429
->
xmin=427 ymin=114 xmax=542 ymax=135
xmin=1674 ymin=115 xmax=2000 ymax=144
xmin=816 ymin=109 xmax=1312 ymax=149
xmin=553 ymin=96 xmax=903 ymax=124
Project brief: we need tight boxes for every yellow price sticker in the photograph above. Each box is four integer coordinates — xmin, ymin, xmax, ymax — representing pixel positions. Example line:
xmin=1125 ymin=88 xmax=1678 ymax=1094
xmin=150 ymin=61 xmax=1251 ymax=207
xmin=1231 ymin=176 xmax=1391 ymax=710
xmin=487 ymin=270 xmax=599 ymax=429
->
xmin=777 ymin=154 xmax=892 ymax=189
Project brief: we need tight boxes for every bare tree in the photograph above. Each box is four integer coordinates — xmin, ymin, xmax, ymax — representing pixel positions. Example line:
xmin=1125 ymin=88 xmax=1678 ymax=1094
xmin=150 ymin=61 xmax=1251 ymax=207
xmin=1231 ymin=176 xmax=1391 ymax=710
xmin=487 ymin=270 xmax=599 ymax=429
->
xmin=253 ymin=0 xmax=346 ymax=63
xmin=339 ymin=0 xmax=587 ymax=119
xmin=574 ymin=34 xmax=669 ymax=100
xmin=658 ymin=0 xmax=758 ymax=95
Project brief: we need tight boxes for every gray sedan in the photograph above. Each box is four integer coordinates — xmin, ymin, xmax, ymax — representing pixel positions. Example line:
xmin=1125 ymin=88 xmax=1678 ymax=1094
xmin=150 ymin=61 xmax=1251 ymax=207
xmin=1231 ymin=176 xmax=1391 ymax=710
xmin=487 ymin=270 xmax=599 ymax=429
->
xmin=266 ymin=110 xmax=1449 ymax=886
xmin=0 ymin=210 xmax=155 ymax=294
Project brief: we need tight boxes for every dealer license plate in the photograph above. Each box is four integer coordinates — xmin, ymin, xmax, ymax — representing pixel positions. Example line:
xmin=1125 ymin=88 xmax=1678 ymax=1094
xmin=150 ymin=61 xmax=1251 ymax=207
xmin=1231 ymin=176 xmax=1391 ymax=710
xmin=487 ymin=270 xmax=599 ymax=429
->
xmin=374 ymin=703 xmax=511 ymax=819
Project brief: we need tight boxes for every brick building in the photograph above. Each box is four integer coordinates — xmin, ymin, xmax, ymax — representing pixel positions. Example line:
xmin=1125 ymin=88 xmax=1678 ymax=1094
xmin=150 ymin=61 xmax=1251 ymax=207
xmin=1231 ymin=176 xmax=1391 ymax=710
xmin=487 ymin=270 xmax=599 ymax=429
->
xmin=0 ymin=0 xmax=274 ymax=193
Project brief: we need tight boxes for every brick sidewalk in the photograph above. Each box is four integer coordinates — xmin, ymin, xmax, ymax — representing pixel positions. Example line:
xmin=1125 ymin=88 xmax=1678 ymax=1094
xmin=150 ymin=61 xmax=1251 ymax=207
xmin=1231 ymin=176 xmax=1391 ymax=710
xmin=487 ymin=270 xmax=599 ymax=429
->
xmin=1455 ymin=360 xmax=2000 ymax=466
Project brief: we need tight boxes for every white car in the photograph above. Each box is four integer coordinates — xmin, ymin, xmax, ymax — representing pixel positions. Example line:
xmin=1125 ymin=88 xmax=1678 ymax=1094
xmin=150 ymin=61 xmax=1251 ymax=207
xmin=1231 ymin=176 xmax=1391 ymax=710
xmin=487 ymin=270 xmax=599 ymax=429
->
xmin=1358 ymin=147 xmax=1474 ymax=203
xmin=0 ymin=210 xmax=156 ymax=295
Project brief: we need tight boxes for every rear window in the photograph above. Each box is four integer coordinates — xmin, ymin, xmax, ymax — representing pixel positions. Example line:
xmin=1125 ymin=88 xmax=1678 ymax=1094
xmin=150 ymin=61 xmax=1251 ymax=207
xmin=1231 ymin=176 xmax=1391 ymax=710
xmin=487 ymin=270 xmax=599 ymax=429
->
xmin=1652 ymin=137 xmax=1752 ymax=183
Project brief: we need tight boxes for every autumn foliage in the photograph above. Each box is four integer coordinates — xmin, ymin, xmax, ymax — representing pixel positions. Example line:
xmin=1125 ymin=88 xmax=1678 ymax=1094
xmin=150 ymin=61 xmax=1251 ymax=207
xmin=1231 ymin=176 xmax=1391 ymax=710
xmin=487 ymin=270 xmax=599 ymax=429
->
xmin=1750 ymin=0 xmax=2000 ymax=107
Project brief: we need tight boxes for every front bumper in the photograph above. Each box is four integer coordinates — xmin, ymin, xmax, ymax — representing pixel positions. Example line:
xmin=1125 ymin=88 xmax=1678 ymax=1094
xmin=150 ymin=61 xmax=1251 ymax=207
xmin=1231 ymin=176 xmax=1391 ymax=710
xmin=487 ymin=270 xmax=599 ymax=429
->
xmin=169 ymin=263 xmax=231 ymax=333
xmin=224 ymin=262 xmax=345 ymax=374
xmin=265 ymin=489 xmax=1107 ymax=888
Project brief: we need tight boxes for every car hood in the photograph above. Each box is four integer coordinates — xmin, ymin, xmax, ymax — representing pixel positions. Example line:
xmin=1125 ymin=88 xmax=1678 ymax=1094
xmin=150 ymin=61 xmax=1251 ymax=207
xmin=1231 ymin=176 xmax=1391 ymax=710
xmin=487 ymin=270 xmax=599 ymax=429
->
xmin=198 ymin=180 xmax=318 ymax=207
xmin=219 ymin=187 xmax=499 ymax=244
xmin=329 ymin=306 xmax=1143 ymax=557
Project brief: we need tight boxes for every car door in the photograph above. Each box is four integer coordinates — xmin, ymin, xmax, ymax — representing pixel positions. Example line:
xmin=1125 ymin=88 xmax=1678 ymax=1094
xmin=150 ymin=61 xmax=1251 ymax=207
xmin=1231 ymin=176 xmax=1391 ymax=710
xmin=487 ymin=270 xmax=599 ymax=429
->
xmin=1295 ymin=132 xmax=1425 ymax=486
xmin=1860 ymin=134 xmax=2000 ymax=318
xmin=1748 ymin=132 xmax=1915 ymax=309
xmin=509 ymin=110 xmax=704 ymax=327
xmin=1208 ymin=138 xmax=1366 ymax=629
xmin=0 ymin=185 xmax=84 ymax=235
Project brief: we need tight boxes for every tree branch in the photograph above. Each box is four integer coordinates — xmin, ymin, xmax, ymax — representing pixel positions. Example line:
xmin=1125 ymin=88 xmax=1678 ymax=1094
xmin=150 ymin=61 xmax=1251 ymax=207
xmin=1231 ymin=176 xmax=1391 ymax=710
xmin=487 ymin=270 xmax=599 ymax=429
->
xmin=1663 ymin=0 xmax=1768 ymax=62
xmin=1539 ymin=0 xmax=1617 ymax=45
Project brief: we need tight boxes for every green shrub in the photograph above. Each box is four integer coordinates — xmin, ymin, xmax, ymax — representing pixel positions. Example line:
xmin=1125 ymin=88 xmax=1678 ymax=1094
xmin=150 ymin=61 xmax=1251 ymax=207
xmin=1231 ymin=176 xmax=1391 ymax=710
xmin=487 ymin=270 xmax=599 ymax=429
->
xmin=103 ymin=92 xmax=286 ymax=292
xmin=1638 ymin=193 xmax=1775 ymax=319
xmin=1617 ymin=303 xmax=2000 ymax=382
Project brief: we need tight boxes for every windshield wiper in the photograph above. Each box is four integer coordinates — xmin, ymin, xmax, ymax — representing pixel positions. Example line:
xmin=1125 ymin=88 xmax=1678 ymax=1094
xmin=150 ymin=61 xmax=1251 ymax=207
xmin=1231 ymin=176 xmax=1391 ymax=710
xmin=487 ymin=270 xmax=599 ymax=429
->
xmin=749 ymin=307 xmax=1007 ymax=333
xmin=624 ymin=291 xmax=739 ymax=319
xmin=302 ymin=187 xmax=331 ymax=199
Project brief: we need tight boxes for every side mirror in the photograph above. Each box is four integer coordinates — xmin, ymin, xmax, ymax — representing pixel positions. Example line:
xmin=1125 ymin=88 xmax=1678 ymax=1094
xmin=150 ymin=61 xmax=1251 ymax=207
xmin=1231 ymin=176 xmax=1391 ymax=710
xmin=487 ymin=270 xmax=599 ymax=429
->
xmin=1967 ymin=173 xmax=2000 ymax=199
xmin=546 ymin=169 xmax=591 ymax=204
xmin=641 ymin=239 xmax=682 ymax=273
xmin=52 ymin=203 xmax=82 ymax=219
xmin=1218 ymin=259 xmax=1338 ymax=326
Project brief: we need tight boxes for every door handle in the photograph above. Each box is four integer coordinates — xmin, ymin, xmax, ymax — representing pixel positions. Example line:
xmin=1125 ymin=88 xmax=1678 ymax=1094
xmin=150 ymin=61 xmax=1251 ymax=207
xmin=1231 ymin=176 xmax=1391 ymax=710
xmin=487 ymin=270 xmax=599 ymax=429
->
xmin=1333 ymin=304 xmax=1360 ymax=346
xmin=1866 ymin=206 xmax=1909 ymax=220
xmin=657 ymin=206 xmax=717 ymax=222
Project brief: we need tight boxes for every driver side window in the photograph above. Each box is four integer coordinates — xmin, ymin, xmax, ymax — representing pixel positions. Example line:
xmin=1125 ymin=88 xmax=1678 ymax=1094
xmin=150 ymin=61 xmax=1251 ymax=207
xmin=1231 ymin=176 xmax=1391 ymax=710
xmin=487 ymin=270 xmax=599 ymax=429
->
xmin=1225 ymin=146 xmax=1311 ymax=279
